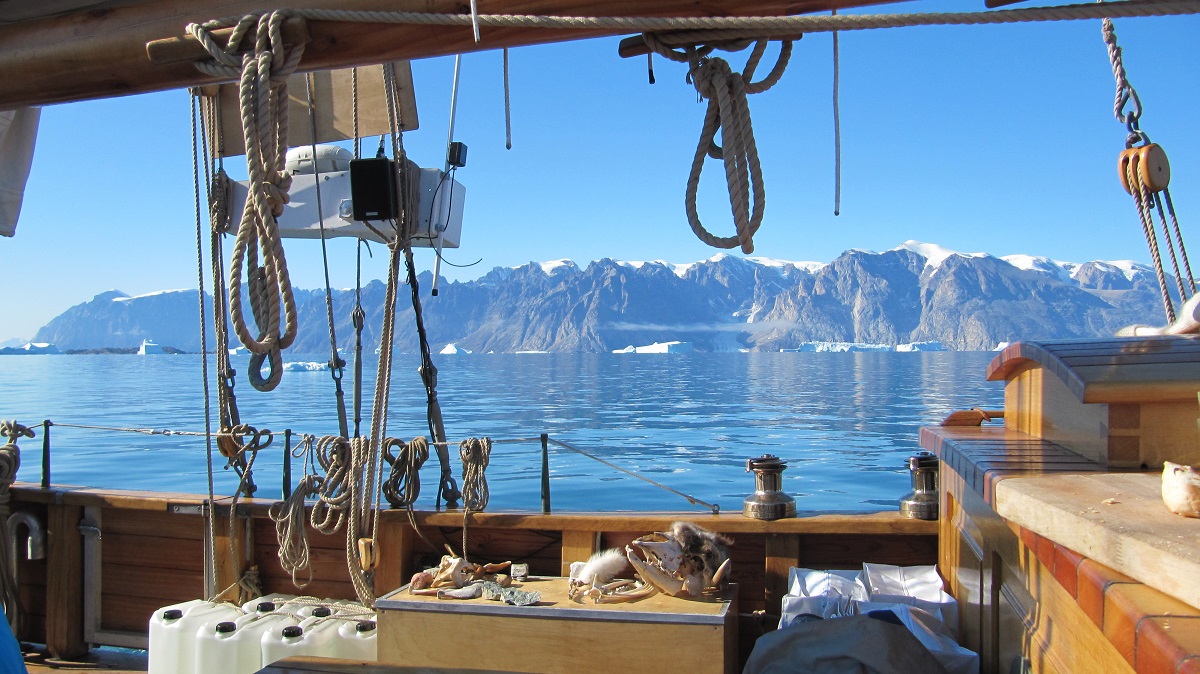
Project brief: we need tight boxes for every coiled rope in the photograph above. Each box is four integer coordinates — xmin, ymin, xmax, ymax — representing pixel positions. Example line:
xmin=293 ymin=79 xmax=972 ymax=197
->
xmin=0 ymin=422 xmax=32 ymax=632
xmin=381 ymin=437 xmax=428 ymax=509
xmin=459 ymin=438 xmax=491 ymax=513
xmin=188 ymin=11 xmax=303 ymax=391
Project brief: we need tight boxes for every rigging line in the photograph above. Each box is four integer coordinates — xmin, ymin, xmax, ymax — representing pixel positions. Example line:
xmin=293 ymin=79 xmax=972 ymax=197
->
xmin=1162 ymin=190 xmax=1197 ymax=294
xmin=190 ymin=93 xmax=219 ymax=600
xmin=304 ymin=72 xmax=350 ymax=439
xmin=547 ymin=438 xmax=719 ymax=514
xmin=503 ymin=48 xmax=512 ymax=150
xmin=1152 ymin=190 xmax=1189 ymax=302
xmin=352 ymin=240 xmax=366 ymax=438
xmin=245 ymin=0 xmax=1200 ymax=35
xmin=832 ymin=8 xmax=841 ymax=217
xmin=404 ymin=247 xmax=460 ymax=508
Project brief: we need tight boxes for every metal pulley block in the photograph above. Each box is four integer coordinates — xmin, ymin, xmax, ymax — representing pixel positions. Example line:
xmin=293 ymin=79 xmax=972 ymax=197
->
xmin=899 ymin=451 xmax=939 ymax=521
xmin=743 ymin=454 xmax=796 ymax=521
xmin=1119 ymin=143 xmax=1171 ymax=194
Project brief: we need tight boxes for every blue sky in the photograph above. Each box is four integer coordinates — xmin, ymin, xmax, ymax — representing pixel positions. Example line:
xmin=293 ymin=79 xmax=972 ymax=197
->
xmin=4 ymin=2 xmax=1199 ymax=340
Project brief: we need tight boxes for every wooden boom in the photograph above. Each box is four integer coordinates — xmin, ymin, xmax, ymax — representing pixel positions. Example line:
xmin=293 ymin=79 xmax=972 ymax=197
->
xmin=0 ymin=0 xmax=904 ymax=110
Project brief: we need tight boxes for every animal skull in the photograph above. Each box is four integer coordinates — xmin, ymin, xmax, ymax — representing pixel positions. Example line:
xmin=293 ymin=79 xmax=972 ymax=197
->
xmin=570 ymin=522 xmax=731 ymax=603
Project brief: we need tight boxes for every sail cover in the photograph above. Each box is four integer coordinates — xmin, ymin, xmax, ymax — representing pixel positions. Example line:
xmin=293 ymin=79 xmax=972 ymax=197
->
xmin=0 ymin=107 xmax=39 ymax=237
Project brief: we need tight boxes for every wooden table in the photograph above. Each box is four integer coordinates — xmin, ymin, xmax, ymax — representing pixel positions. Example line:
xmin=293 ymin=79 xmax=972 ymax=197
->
xmin=995 ymin=471 xmax=1200 ymax=610
xmin=375 ymin=577 xmax=738 ymax=673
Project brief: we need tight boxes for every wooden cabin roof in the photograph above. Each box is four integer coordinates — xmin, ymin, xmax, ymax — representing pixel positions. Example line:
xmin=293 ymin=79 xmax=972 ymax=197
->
xmin=986 ymin=336 xmax=1200 ymax=404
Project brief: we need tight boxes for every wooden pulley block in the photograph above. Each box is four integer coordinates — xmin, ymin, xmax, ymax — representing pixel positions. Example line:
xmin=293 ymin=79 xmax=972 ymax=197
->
xmin=217 ymin=426 xmax=240 ymax=459
xmin=1138 ymin=144 xmax=1171 ymax=192
xmin=1118 ymin=144 xmax=1172 ymax=194
xmin=357 ymin=537 xmax=377 ymax=571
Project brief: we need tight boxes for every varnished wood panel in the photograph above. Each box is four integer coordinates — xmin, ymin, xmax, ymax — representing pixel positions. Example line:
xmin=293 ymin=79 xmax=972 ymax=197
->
xmin=101 ymin=532 xmax=204 ymax=572
xmin=100 ymin=593 xmax=171 ymax=634
xmin=100 ymin=564 xmax=201 ymax=603
xmin=102 ymin=508 xmax=203 ymax=540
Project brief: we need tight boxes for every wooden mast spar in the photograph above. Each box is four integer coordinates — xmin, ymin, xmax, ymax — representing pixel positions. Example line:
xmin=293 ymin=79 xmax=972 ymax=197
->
xmin=0 ymin=0 xmax=905 ymax=110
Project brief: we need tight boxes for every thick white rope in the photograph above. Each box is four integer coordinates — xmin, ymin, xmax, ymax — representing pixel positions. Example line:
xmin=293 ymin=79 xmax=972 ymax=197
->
xmin=187 ymin=12 xmax=303 ymax=392
xmin=645 ymin=37 xmax=790 ymax=254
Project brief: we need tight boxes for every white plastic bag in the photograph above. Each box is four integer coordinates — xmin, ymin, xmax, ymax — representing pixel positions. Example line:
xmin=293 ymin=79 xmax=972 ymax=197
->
xmin=859 ymin=563 xmax=958 ymax=636
xmin=780 ymin=569 xmax=866 ymax=627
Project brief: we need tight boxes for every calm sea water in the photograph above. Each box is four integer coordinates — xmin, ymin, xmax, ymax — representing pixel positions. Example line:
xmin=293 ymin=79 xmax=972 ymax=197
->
xmin=0 ymin=352 xmax=1002 ymax=513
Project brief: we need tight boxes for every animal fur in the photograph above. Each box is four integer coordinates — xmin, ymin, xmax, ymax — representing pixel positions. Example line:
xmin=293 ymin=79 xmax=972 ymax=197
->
xmin=670 ymin=521 xmax=732 ymax=586
xmin=572 ymin=548 xmax=629 ymax=585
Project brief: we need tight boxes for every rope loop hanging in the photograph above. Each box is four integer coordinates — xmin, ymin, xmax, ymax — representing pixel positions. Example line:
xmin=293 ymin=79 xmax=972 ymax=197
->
xmin=187 ymin=11 xmax=304 ymax=390
xmin=643 ymin=34 xmax=793 ymax=254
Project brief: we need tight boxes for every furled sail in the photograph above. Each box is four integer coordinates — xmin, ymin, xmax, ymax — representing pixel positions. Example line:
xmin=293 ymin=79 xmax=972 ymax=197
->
xmin=0 ymin=107 xmax=39 ymax=237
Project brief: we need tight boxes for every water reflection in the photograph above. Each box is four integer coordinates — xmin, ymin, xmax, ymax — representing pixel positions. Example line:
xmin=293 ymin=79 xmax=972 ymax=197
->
xmin=0 ymin=351 xmax=1003 ymax=512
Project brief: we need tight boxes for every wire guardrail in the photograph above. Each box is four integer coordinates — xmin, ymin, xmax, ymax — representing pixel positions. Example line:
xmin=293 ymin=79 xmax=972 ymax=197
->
xmin=5 ymin=419 xmax=719 ymax=513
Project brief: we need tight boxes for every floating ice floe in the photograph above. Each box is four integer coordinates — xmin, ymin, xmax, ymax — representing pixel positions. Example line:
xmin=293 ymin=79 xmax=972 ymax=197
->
xmin=613 ymin=341 xmax=694 ymax=354
xmin=282 ymin=361 xmax=328 ymax=372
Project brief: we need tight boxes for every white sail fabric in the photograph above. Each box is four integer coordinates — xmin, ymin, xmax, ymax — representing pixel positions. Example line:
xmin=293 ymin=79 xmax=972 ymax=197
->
xmin=0 ymin=107 xmax=39 ymax=237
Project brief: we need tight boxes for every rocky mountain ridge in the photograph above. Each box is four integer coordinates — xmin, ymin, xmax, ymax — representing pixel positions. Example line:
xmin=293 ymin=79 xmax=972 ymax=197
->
xmin=30 ymin=241 xmax=1170 ymax=353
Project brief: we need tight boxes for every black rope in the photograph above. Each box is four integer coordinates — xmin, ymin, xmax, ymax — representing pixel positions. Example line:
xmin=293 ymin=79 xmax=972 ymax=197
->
xmin=403 ymin=247 xmax=460 ymax=508
xmin=352 ymin=240 xmax=368 ymax=438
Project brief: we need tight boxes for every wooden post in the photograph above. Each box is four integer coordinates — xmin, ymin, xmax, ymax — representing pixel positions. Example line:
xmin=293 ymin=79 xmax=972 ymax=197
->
xmin=45 ymin=503 xmax=85 ymax=659
xmin=374 ymin=513 xmax=413 ymax=596
xmin=764 ymin=532 xmax=799 ymax=616
xmin=212 ymin=504 xmax=249 ymax=601
xmin=560 ymin=529 xmax=600 ymax=577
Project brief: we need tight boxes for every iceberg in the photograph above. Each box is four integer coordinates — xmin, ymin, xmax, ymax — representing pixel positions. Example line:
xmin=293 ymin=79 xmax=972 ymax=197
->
xmin=0 ymin=342 xmax=60 ymax=355
xmin=282 ymin=361 xmax=327 ymax=372
xmin=137 ymin=339 xmax=168 ymax=355
xmin=439 ymin=343 xmax=471 ymax=355
xmin=780 ymin=341 xmax=945 ymax=353
xmin=612 ymin=341 xmax=694 ymax=354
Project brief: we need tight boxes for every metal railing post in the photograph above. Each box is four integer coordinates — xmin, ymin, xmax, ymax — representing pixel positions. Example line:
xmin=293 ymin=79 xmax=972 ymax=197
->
xmin=41 ymin=419 xmax=50 ymax=490
xmin=283 ymin=429 xmax=292 ymax=500
xmin=540 ymin=433 xmax=550 ymax=514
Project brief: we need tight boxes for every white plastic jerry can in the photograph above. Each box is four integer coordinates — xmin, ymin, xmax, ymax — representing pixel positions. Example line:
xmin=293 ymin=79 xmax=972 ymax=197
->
xmin=194 ymin=620 xmax=239 ymax=674
xmin=337 ymin=619 xmax=378 ymax=662
xmin=296 ymin=608 xmax=341 ymax=652
xmin=230 ymin=610 xmax=299 ymax=674
xmin=261 ymin=624 xmax=316 ymax=667
xmin=147 ymin=600 xmax=243 ymax=674
xmin=240 ymin=593 xmax=295 ymax=614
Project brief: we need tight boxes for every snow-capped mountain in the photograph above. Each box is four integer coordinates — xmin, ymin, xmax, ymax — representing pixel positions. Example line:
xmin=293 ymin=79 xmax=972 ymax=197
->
xmin=31 ymin=242 xmax=1169 ymax=352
